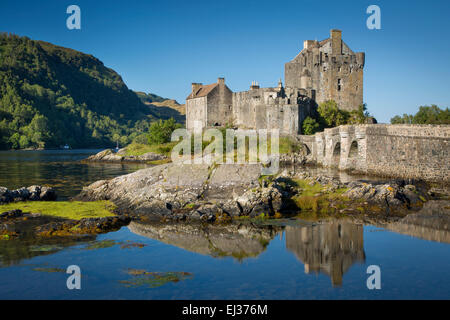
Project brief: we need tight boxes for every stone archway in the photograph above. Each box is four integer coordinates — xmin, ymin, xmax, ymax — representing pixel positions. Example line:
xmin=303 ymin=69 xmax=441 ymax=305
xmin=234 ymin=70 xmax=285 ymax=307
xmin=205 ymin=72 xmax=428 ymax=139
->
xmin=346 ymin=140 xmax=358 ymax=169
xmin=332 ymin=142 xmax=341 ymax=167
xmin=301 ymin=143 xmax=311 ymax=156
xmin=348 ymin=140 xmax=358 ymax=158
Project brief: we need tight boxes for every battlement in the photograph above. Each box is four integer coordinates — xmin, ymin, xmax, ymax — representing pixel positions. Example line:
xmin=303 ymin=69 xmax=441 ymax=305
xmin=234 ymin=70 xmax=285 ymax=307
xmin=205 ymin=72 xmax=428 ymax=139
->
xmin=285 ymin=29 xmax=364 ymax=112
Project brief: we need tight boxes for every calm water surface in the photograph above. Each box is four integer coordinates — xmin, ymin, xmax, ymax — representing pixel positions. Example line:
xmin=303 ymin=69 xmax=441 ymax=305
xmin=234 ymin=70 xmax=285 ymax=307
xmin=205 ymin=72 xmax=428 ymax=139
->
xmin=0 ymin=149 xmax=149 ymax=199
xmin=0 ymin=150 xmax=449 ymax=299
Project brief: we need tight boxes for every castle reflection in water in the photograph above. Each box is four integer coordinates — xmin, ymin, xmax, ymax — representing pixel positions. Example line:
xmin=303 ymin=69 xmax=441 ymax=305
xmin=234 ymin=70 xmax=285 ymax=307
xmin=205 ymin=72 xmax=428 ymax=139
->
xmin=128 ymin=211 xmax=448 ymax=287
xmin=285 ymin=222 xmax=365 ymax=287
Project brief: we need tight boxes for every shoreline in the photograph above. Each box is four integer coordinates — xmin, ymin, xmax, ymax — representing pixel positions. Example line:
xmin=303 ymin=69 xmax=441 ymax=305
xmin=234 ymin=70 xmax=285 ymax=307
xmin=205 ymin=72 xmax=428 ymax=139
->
xmin=1 ymin=159 xmax=449 ymax=240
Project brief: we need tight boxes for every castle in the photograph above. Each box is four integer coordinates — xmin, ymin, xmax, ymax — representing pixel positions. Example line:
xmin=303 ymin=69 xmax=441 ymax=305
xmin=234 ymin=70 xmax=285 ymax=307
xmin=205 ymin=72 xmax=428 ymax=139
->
xmin=186 ymin=29 xmax=365 ymax=135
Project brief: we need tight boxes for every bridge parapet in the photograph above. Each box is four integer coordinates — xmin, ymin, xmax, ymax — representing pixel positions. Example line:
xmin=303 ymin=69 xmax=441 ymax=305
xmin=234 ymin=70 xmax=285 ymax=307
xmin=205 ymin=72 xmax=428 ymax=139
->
xmin=298 ymin=124 xmax=449 ymax=183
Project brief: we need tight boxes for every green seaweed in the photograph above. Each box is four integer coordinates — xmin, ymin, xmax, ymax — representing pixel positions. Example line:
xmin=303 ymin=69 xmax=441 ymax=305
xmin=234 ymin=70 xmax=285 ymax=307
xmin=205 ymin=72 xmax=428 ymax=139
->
xmin=32 ymin=267 xmax=65 ymax=273
xmin=0 ymin=200 xmax=117 ymax=220
xmin=83 ymin=240 xmax=120 ymax=250
xmin=119 ymin=270 xmax=193 ymax=288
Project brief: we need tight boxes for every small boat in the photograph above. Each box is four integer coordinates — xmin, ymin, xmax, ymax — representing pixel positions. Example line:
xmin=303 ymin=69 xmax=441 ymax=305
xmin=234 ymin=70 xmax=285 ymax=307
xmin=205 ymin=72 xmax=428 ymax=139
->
xmin=63 ymin=144 xmax=70 ymax=150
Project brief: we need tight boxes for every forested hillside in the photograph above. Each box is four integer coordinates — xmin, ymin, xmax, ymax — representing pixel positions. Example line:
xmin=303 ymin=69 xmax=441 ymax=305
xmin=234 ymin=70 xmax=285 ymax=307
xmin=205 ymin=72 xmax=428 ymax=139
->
xmin=0 ymin=33 xmax=160 ymax=149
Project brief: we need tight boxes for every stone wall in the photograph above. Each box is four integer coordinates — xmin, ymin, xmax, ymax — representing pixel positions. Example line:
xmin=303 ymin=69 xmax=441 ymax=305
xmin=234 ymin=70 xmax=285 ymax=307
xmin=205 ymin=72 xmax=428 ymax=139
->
xmin=299 ymin=124 xmax=450 ymax=183
xmin=186 ymin=96 xmax=207 ymax=131
xmin=205 ymin=83 xmax=233 ymax=127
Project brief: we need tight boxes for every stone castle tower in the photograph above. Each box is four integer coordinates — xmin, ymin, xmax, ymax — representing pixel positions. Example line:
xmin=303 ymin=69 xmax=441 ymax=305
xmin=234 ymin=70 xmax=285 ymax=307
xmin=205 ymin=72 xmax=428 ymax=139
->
xmin=186 ymin=29 xmax=364 ymax=133
xmin=285 ymin=29 xmax=365 ymax=112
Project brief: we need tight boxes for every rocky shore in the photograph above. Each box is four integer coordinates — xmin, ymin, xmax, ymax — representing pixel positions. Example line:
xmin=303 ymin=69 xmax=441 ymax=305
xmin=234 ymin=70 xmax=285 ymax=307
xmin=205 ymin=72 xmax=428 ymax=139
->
xmin=76 ymin=162 xmax=443 ymax=223
xmin=2 ymin=162 xmax=448 ymax=240
xmin=84 ymin=148 xmax=167 ymax=163
xmin=0 ymin=185 xmax=57 ymax=204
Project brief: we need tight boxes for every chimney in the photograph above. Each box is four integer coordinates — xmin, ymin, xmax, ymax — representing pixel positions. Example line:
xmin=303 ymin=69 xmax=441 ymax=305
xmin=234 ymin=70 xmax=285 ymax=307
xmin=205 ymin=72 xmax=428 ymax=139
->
xmin=303 ymin=40 xmax=315 ymax=50
xmin=191 ymin=83 xmax=202 ymax=94
xmin=330 ymin=29 xmax=342 ymax=55
xmin=250 ymin=81 xmax=260 ymax=90
xmin=218 ymin=77 xmax=225 ymax=85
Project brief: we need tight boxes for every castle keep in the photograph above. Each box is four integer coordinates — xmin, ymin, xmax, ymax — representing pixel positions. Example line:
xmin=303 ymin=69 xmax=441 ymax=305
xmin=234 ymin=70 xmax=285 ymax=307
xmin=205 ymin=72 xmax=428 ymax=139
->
xmin=186 ymin=29 xmax=365 ymax=134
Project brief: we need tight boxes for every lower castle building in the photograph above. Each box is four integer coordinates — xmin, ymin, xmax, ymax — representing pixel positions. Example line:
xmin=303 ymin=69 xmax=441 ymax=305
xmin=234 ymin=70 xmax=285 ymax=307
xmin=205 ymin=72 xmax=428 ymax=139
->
xmin=186 ymin=29 xmax=365 ymax=135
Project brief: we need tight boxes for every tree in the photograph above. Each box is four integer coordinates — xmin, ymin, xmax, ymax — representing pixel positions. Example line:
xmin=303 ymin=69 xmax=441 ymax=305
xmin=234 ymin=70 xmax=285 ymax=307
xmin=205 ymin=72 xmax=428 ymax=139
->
xmin=19 ymin=135 xmax=29 ymax=149
xmin=147 ymin=118 xmax=181 ymax=145
xmin=302 ymin=117 xmax=320 ymax=135
xmin=0 ymin=33 xmax=165 ymax=149
xmin=348 ymin=104 xmax=371 ymax=124
xmin=9 ymin=132 xmax=20 ymax=149
xmin=317 ymin=100 xmax=349 ymax=127
xmin=390 ymin=105 xmax=449 ymax=125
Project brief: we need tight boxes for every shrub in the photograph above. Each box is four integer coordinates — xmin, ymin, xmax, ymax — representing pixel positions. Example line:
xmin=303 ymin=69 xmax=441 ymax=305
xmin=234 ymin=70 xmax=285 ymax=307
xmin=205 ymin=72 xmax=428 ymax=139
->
xmin=147 ymin=118 xmax=182 ymax=145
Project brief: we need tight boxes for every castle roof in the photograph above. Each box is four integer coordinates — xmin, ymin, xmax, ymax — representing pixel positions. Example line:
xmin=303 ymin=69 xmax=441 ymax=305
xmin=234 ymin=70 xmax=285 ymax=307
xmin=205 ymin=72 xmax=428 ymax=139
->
xmin=186 ymin=83 xmax=218 ymax=100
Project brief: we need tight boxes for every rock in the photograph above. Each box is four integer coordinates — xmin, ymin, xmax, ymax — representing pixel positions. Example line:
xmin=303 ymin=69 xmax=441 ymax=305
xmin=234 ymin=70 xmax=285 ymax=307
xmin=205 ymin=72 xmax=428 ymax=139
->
xmin=39 ymin=186 xmax=57 ymax=201
xmin=0 ymin=187 xmax=11 ymax=203
xmin=280 ymin=153 xmax=306 ymax=165
xmin=27 ymin=185 xmax=41 ymax=200
xmin=343 ymin=180 xmax=426 ymax=208
xmin=75 ymin=163 xmax=282 ymax=220
xmin=85 ymin=149 xmax=121 ymax=162
xmin=85 ymin=149 xmax=167 ymax=163
xmin=0 ymin=209 xmax=23 ymax=219
xmin=231 ymin=186 xmax=283 ymax=217
xmin=36 ymin=215 xmax=131 ymax=237
xmin=0 ymin=185 xmax=57 ymax=204
xmin=135 ymin=152 xmax=166 ymax=162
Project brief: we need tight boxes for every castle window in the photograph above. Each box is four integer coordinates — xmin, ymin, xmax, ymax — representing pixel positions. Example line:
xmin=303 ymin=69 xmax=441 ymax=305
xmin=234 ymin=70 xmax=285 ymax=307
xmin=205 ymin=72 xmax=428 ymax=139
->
xmin=337 ymin=79 xmax=342 ymax=91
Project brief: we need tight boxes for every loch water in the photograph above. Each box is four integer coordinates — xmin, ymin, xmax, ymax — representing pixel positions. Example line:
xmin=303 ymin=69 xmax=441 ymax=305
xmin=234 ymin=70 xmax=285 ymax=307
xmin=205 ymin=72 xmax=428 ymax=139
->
xmin=0 ymin=150 xmax=449 ymax=299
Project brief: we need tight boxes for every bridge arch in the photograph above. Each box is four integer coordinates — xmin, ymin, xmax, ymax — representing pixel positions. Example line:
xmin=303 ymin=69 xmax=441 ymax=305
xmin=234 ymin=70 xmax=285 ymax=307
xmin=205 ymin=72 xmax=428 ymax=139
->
xmin=332 ymin=142 xmax=341 ymax=166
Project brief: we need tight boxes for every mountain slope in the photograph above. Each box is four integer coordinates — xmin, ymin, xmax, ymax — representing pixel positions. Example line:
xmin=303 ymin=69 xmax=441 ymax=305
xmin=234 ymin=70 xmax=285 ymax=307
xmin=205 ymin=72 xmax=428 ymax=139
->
xmin=0 ymin=33 xmax=158 ymax=149
xmin=135 ymin=92 xmax=185 ymax=124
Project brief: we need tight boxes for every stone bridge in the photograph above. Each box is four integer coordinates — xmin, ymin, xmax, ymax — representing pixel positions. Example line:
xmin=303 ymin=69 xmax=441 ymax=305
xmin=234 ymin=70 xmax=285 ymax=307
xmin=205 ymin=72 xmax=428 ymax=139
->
xmin=298 ymin=124 xmax=450 ymax=184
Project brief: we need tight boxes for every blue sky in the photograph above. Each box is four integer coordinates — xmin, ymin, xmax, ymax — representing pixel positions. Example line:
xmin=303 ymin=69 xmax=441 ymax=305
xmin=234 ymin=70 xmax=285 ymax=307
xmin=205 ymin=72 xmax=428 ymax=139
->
xmin=1 ymin=0 xmax=449 ymax=123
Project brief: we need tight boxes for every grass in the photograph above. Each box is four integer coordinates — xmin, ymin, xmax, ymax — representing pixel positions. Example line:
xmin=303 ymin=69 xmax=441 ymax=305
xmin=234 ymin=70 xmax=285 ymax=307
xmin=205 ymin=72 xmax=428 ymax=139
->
xmin=278 ymin=136 xmax=303 ymax=154
xmin=124 ymin=131 xmax=302 ymax=162
xmin=0 ymin=201 xmax=117 ymax=220
xmin=124 ymin=142 xmax=177 ymax=157
xmin=286 ymin=178 xmax=350 ymax=220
